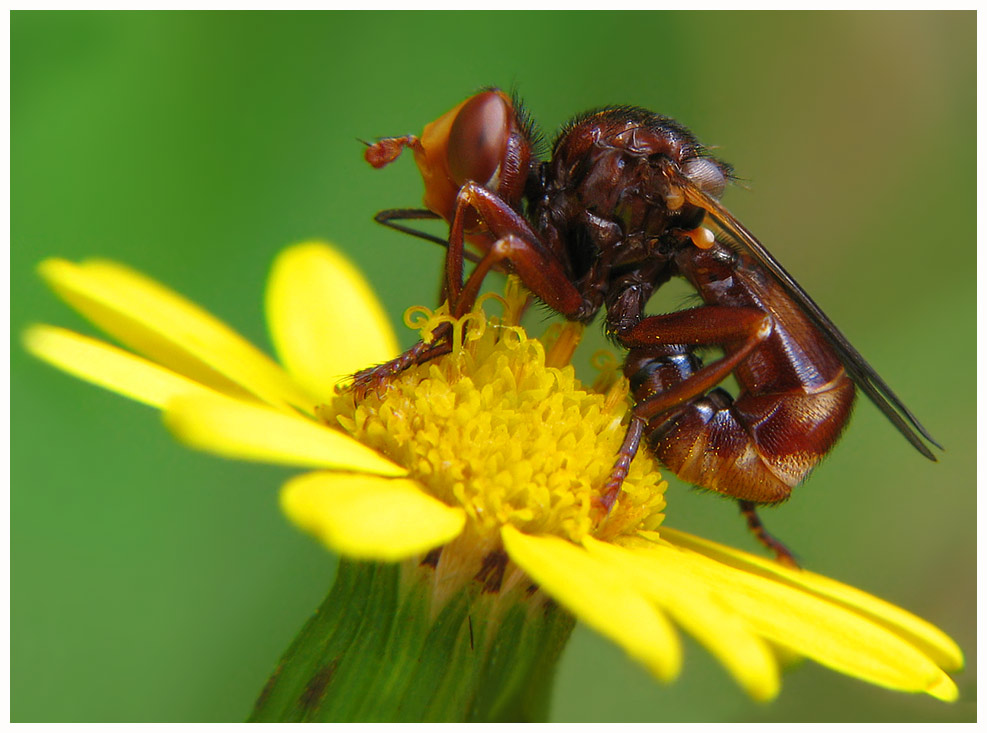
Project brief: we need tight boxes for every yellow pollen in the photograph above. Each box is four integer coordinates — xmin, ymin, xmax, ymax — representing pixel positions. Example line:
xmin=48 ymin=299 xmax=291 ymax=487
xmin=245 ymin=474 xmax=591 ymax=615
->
xmin=325 ymin=279 xmax=667 ymax=545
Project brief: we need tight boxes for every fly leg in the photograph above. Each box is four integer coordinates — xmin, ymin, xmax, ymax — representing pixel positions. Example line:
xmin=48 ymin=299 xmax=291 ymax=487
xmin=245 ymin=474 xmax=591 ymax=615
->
xmin=601 ymin=306 xmax=807 ymax=564
xmin=363 ymin=183 xmax=592 ymax=388
xmin=619 ymin=306 xmax=773 ymax=421
xmin=612 ymin=304 xmax=855 ymax=564
xmin=350 ymin=323 xmax=454 ymax=399
xmin=373 ymin=208 xmax=447 ymax=248
xmin=739 ymin=500 xmax=799 ymax=569
xmin=598 ymin=414 xmax=645 ymax=511
xmin=601 ymin=306 xmax=771 ymax=508
xmin=352 ymin=184 xmax=591 ymax=396
xmin=444 ymin=182 xmax=591 ymax=320
xmin=373 ymin=208 xmax=484 ymax=265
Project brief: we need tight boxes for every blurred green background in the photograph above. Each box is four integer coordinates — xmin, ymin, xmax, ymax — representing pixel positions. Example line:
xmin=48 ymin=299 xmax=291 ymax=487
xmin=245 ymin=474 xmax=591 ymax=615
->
xmin=12 ymin=11 xmax=974 ymax=723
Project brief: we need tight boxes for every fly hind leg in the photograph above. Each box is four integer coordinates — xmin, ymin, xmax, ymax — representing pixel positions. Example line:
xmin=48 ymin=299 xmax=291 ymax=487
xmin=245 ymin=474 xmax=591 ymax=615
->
xmin=739 ymin=500 xmax=800 ymax=569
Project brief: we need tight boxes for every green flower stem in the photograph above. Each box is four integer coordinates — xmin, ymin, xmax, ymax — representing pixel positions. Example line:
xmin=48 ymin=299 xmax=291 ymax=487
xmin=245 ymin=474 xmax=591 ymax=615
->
xmin=249 ymin=557 xmax=576 ymax=722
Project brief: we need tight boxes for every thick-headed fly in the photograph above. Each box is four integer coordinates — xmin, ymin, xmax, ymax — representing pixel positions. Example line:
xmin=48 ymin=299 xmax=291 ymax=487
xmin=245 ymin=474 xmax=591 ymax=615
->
xmin=358 ymin=89 xmax=940 ymax=565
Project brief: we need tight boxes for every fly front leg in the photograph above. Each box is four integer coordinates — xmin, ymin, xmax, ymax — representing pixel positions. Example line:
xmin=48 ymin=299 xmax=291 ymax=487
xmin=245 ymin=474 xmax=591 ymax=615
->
xmin=350 ymin=183 xmax=592 ymax=397
xmin=350 ymin=322 xmax=455 ymax=400
xmin=359 ymin=183 xmax=589 ymax=392
xmin=445 ymin=182 xmax=592 ymax=320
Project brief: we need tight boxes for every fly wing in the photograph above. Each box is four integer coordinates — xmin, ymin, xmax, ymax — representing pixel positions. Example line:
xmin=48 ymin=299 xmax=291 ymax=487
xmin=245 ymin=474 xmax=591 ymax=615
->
xmin=682 ymin=185 xmax=940 ymax=460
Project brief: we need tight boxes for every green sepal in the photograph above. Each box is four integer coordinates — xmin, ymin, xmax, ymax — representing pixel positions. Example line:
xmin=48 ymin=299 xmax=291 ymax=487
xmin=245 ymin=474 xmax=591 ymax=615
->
xmin=248 ymin=557 xmax=575 ymax=722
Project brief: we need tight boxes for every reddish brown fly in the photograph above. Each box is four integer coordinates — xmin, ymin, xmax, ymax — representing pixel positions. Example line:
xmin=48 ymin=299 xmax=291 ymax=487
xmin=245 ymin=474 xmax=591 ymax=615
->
xmin=358 ymin=89 xmax=939 ymax=565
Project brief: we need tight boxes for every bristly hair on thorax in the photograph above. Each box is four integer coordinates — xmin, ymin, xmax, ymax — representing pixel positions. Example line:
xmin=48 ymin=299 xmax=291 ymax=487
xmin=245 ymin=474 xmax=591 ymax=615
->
xmin=551 ymin=104 xmax=736 ymax=182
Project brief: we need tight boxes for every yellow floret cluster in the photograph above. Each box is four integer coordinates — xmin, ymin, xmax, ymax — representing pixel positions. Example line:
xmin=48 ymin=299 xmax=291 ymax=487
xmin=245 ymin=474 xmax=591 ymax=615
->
xmin=323 ymin=288 xmax=667 ymax=546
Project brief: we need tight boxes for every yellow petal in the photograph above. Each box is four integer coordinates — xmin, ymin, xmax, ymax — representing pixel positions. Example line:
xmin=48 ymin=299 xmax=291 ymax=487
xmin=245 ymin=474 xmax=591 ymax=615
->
xmin=24 ymin=325 xmax=223 ymax=408
xmin=266 ymin=242 xmax=400 ymax=403
xmin=501 ymin=526 xmax=681 ymax=682
xmin=630 ymin=533 xmax=954 ymax=699
xmin=584 ymin=535 xmax=780 ymax=701
xmin=281 ymin=472 xmax=465 ymax=561
xmin=39 ymin=258 xmax=314 ymax=413
xmin=657 ymin=527 xmax=964 ymax=672
xmin=926 ymin=673 xmax=961 ymax=703
xmin=163 ymin=392 xmax=405 ymax=476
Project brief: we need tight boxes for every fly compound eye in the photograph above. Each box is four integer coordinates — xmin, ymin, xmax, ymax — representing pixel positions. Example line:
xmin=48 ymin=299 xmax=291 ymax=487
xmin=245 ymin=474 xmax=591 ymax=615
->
xmin=683 ymin=157 xmax=727 ymax=199
xmin=447 ymin=91 xmax=511 ymax=188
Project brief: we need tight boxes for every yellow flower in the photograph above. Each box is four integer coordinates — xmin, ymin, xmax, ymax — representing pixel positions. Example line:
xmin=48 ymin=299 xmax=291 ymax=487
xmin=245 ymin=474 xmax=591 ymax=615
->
xmin=25 ymin=242 xmax=962 ymax=707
